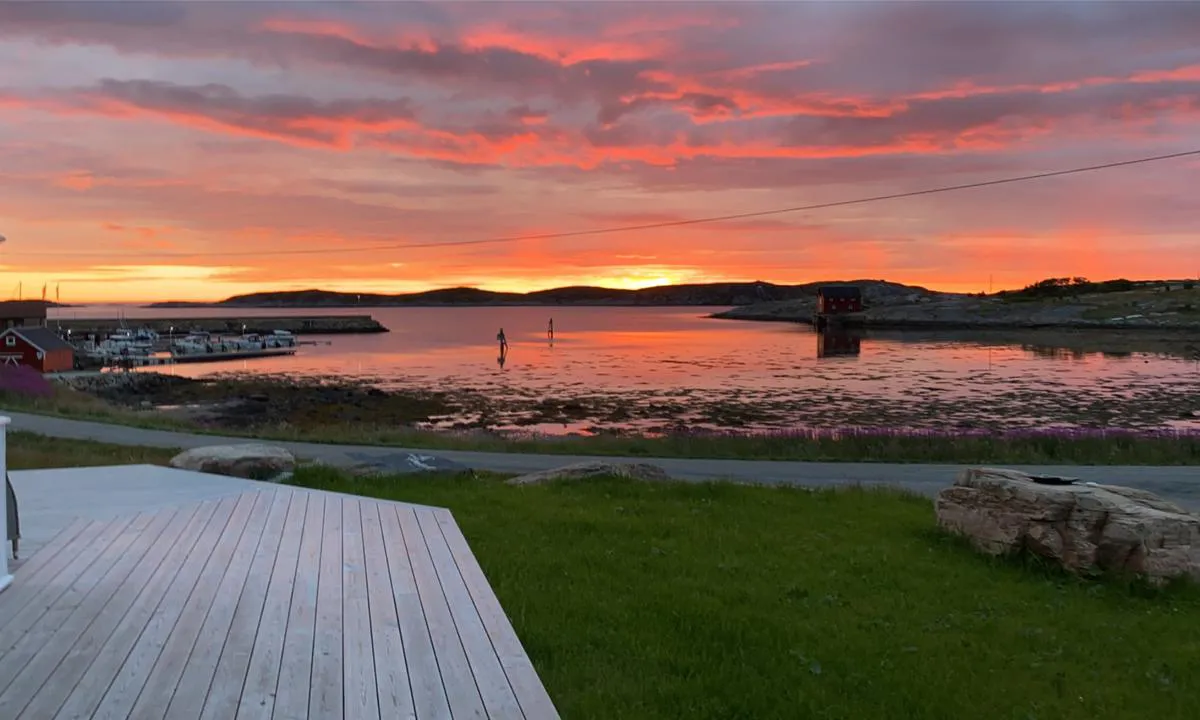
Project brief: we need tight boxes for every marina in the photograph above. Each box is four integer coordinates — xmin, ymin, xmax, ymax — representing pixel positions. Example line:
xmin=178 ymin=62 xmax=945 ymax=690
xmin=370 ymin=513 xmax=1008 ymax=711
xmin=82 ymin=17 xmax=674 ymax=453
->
xmin=0 ymin=302 xmax=377 ymax=371
xmin=52 ymin=314 xmax=388 ymax=337
xmin=74 ymin=329 xmax=303 ymax=370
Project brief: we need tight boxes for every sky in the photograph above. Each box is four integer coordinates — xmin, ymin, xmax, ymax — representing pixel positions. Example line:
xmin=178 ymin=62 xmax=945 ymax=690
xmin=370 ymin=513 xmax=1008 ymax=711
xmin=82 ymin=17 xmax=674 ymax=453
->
xmin=0 ymin=1 xmax=1198 ymax=303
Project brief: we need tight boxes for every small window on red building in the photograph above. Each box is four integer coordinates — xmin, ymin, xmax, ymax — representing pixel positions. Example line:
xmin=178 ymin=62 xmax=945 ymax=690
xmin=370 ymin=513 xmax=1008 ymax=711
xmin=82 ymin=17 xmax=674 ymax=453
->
xmin=4 ymin=336 xmax=14 ymax=347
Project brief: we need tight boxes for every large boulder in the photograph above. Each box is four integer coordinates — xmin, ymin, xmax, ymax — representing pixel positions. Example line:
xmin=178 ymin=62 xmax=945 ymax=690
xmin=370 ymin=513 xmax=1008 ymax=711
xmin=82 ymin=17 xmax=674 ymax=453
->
xmin=936 ymin=468 xmax=1200 ymax=584
xmin=507 ymin=461 xmax=670 ymax=486
xmin=169 ymin=444 xmax=296 ymax=482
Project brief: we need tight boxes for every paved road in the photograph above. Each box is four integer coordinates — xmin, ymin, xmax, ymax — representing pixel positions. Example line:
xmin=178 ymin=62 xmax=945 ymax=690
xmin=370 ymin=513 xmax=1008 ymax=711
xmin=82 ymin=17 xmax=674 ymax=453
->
xmin=4 ymin=410 xmax=1198 ymax=507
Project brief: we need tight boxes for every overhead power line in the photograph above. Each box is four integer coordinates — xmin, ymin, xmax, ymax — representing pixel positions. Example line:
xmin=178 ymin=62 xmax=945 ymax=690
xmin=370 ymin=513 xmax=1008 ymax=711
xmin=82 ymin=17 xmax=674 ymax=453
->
xmin=8 ymin=148 xmax=1199 ymax=259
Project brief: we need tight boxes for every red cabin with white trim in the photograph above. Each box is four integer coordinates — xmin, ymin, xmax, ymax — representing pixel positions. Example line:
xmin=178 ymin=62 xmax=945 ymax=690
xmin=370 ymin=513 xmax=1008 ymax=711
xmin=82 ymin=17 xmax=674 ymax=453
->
xmin=0 ymin=327 xmax=75 ymax=373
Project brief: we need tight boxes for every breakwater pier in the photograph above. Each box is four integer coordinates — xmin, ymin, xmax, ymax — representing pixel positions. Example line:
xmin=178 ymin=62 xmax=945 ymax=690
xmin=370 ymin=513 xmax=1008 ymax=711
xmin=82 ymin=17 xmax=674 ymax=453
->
xmin=54 ymin=314 xmax=389 ymax=336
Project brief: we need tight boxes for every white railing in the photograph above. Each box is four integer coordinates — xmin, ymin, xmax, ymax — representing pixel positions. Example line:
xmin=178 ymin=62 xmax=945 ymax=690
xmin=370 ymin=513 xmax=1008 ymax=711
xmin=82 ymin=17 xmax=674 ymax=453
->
xmin=0 ymin=416 xmax=10 ymax=593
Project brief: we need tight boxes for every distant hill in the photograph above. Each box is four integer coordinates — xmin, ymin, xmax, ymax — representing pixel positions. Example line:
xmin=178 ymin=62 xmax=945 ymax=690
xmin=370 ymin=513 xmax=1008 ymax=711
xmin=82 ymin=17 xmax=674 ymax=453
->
xmin=147 ymin=280 xmax=941 ymax=309
xmin=0 ymin=300 xmax=74 ymax=309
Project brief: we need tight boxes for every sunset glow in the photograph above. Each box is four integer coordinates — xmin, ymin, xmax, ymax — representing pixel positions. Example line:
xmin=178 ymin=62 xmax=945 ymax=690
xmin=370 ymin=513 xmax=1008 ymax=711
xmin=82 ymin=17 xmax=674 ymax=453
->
xmin=1 ymin=2 xmax=1198 ymax=303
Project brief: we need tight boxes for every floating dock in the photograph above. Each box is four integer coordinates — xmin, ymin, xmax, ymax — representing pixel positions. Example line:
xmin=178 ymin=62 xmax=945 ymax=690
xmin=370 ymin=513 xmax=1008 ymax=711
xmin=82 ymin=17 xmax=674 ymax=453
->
xmin=171 ymin=347 xmax=299 ymax=364
xmin=100 ymin=347 xmax=299 ymax=369
xmin=54 ymin=314 xmax=388 ymax=337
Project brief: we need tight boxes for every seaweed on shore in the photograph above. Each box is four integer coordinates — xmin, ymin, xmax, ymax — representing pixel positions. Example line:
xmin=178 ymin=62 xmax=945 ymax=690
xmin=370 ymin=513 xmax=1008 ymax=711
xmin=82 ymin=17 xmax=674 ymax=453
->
xmin=55 ymin=357 xmax=1200 ymax=438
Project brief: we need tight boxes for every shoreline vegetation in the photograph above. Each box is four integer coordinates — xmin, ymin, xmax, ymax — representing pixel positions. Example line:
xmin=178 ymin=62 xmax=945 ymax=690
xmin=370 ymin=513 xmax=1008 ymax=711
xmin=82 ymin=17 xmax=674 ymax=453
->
xmin=3 ymin=370 xmax=1199 ymax=465
xmin=8 ymin=432 xmax=1199 ymax=719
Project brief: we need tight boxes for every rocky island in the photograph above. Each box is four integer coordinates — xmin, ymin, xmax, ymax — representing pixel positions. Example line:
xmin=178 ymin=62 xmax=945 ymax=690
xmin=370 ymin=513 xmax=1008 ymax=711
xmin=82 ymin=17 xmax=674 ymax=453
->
xmin=714 ymin=278 xmax=1200 ymax=332
xmin=148 ymin=281 xmax=829 ymax=308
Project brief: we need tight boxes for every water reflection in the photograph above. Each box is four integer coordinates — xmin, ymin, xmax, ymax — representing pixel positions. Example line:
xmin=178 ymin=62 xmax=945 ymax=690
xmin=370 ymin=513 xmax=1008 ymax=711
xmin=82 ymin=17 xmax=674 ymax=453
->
xmin=54 ymin=305 xmax=1200 ymax=432
xmin=816 ymin=329 xmax=862 ymax=359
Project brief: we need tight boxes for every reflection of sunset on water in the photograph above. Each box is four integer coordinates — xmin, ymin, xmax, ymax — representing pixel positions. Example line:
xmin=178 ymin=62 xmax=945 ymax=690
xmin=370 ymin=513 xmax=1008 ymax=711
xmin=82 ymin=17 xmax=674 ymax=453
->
xmin=54 ymin=306 xmax=1200 ymax=433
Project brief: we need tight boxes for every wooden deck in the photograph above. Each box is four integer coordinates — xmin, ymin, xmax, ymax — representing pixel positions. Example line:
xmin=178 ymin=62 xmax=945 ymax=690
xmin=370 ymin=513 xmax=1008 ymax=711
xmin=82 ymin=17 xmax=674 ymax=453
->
xmin=0 ymin=479 xmax=558 ymax=719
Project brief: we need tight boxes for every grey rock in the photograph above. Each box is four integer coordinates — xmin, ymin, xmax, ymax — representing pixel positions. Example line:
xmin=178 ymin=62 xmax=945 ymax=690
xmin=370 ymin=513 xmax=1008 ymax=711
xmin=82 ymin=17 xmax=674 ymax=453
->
xmin=936 ymin=467 xmax=1200 ymax=584
xmin=343 ymin=451 xmax=465 ymax=476
xmin=506 ymin=461 xmax=671 ymax=486
xmin=169 ymin=444 xmax=296 ymax=482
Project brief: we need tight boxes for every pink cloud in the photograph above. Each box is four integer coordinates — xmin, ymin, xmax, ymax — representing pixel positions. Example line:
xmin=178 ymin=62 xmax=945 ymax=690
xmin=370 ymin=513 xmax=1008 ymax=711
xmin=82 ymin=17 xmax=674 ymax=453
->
xmin=0 ymin=1 xmax=1197 ymax=300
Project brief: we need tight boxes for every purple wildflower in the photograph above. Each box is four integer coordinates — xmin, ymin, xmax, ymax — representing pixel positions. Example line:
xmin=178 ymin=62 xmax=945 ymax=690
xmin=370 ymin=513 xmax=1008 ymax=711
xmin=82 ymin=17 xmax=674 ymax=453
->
xmin=0 ymin=365 xmax=55 ymax=399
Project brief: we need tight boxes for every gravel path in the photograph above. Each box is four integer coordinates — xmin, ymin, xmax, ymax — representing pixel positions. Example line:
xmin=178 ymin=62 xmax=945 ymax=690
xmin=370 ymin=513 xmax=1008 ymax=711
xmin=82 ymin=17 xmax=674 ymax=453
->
xmin=4 ymin=410 xmax=1198 ymax=508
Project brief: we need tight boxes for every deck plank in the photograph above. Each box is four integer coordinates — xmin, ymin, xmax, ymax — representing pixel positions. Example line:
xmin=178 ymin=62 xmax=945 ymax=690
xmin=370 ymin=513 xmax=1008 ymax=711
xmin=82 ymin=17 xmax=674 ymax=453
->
xmin=2 ymin=468 xmax=558 ymax=720
xmin=128 ymin=491 xmax=263 ymax=719
xmin=342 ymin=498 xmax=381 ymax=720
xmin=236 ymin=492 xmax=308 ymax=720
xmin=435 ymin=510 xmax=561 ymax=720
xmin=88 ymin=494 xmax=241 ymax=720
xmin=0 ymin=512 xmax=150 ymax=694
xmin=418 ymin=510 xmax=524 ymax=720
xmin=379 ymin=500 xmax=450 ymax=720
xmin=309 ymin=494 xmax=344 ymax=720
xmin=0 ymin=517 xmax=89 ymax=609
xmin=0 ymin=519 xmax=114 ymax=635
xmin=52 ymin=499 xmax=220 ymax=720
xmin=197 ymin=490 xmax=293 ymax=720
xmin=272 ymin=489 xmax=325 ymax=720
xmin=0 ymin=510 xmax=173 ymax=717
xmin=398 ymin=505 xmax=487 ymax=720
xmin=163 ymin=491 xmax=275 ymax=720
xmin=16 ymin=504 xmax=203 ymax=720
xmin=360 ymin=501 xmax=417 ymax=720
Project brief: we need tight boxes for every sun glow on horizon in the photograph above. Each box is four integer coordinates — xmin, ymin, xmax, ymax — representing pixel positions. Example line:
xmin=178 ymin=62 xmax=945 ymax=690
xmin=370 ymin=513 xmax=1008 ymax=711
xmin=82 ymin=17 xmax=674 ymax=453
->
xmin=0 ymin=262 xmax=1064 ymax=305
xmin=0 ymin=2 xmax=1197 ymax=300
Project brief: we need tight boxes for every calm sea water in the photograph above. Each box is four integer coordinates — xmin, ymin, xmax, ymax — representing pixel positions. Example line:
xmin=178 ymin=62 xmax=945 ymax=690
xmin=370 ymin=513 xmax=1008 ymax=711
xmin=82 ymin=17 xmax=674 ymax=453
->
xmin=50 ymin=305 xmax=1200 ymax=433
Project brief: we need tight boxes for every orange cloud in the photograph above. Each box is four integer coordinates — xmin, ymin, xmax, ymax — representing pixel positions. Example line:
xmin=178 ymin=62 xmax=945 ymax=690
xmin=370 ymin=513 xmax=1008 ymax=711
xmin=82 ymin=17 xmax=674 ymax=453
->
xmin=458 ymin=25 xmax=663 ymax=64
xmin=258 ymin=17 xmax=374 ymax=45
xmin=54 ymin=171 xmax=94 ymax=191
xmin=715 ymin=59 xmax=815 ymax=81
xmin=13 ymin=72 xmax=1193 ymax=175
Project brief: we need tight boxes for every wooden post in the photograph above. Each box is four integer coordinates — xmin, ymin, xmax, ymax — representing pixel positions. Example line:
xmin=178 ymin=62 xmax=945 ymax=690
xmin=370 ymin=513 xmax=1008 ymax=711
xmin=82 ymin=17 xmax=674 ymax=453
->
xmin=0 ymin=415 xmax=11 ymax=593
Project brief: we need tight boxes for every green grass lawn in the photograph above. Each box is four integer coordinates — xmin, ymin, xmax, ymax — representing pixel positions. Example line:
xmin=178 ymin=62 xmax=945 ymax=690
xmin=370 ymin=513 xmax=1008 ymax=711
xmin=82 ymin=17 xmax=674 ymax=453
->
xmin=289 ymin=467 xmax=1200 ymax=720
xmin=4 ymin=430 xmax=1197 ymax=719
xmin=6 ymin=430 xmax=178 ymax=470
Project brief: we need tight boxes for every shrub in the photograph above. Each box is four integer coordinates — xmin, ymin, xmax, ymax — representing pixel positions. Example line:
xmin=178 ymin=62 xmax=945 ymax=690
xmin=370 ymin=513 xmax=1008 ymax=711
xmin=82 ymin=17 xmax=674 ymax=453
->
xmin=0 ymin=365 xmax=55 ymax=399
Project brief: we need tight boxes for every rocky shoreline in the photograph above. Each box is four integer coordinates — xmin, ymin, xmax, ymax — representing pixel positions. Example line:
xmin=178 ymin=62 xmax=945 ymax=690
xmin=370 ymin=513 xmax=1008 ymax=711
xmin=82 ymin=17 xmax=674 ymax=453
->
xmin=57 ymin=372 xmax=452 ymax=430
xmin=52 ymin=357 xmax=1200 ymax=437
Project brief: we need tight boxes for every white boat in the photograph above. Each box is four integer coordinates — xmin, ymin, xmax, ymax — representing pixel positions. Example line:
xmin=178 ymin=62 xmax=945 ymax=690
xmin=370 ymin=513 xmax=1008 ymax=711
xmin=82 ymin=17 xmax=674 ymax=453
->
xmin=171 ymin=331 xmax=227 ymax=356
xmin=78 ymin=338 xmax=153 ymax=361
xmin=106 ymin=327 xmax=158 ymax=353
xmin=114 ymin=327 xmax=158 ymax=344
xmin=169 ymin=330 xmax=298 ymax=359
xmin=232 ymin=332 xmax=298 ymax=351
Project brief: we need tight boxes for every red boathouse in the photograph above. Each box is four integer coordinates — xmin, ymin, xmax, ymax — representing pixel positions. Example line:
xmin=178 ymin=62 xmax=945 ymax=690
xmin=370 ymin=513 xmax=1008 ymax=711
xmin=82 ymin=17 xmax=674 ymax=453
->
xmin=0 ymin=326 xmax=75 ymax=373
xmin=816 ymin=286 xmax=864 ymax=314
